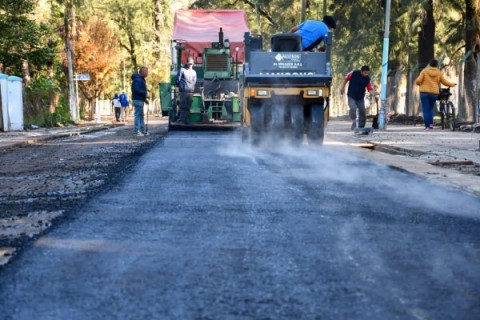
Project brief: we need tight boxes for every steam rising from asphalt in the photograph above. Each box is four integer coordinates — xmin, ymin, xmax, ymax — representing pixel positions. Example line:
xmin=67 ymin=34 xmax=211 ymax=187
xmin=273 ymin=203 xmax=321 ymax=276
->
xmin=218 ymin=131 xmax=480 ymax=219
xmin=218 ymin=133 xmax=383 ymax=186
xmin=216 ymin=130 xmax=480 ymax=312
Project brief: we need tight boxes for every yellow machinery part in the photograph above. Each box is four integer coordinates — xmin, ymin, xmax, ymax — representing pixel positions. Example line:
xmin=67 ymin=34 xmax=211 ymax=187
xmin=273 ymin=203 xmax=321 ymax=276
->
xmin=242 ymin=87 xmax=330 ymax=127
xmin=245 ymin=87 xmax=330 ymax=99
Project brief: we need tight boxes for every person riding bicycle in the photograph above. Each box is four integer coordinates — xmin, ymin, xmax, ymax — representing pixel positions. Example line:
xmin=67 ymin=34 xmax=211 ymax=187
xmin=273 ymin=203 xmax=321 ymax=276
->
xmin=415 ymin=60 xmax=456 ymax=131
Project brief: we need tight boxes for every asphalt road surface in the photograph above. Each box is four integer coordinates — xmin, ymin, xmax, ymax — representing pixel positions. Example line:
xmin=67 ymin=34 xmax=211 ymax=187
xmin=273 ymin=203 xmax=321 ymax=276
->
xmin=1 ymin=131 xmax=479 ymax=319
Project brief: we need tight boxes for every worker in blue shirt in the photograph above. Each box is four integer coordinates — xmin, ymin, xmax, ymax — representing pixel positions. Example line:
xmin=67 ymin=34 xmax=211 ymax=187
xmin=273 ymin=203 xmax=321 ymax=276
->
xmin=291 ymin=16 xmax=336 ymax=51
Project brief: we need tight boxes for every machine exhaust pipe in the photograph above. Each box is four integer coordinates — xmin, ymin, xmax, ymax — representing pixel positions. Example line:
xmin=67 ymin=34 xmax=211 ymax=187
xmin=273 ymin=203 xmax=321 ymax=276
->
xmin=219 ymin=27 xmax=224 ymax=48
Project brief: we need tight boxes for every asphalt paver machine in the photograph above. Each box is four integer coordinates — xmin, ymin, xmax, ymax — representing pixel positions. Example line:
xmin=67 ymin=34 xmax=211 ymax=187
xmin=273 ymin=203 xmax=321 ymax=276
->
xmin=160 ymin=9 xmax=250 ymax=130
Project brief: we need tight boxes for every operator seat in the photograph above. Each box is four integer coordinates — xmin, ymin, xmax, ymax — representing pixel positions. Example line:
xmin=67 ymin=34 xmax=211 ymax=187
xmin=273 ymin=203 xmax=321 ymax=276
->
xmin=270 ymin=33 xmax=302 ymax=52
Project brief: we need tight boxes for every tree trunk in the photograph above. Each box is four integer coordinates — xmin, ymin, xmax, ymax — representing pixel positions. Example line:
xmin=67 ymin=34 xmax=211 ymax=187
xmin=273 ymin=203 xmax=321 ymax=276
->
xmin=88 ymin=99 xmax=94 ymax=121
xmin=153 ymin=0 xmax=163 ymax=60
xmin=417 ymin=0 xmax=435 ymax=69
xmin=128 ymin=34 xmax=138 ymax=72
xmin=22 ymin=60 xmax=31 ymax=87
xmin=387 ymin=59 xmax=402 ymax=114
xmin=405 ymin=62 xmax=421 ymax=117
xmin=462 ymin=0 xmax=480 ymax=123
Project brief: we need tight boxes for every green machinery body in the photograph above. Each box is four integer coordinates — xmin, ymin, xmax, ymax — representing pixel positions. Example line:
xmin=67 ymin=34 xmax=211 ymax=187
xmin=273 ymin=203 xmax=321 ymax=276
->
xmin=160 ymin=30 xmax=242 ymax=128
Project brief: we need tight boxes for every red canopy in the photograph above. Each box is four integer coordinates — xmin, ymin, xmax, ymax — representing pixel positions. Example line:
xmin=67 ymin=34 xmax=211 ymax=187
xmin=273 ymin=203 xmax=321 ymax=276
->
xmin=173 ymin=9 xmax=250 ymax=63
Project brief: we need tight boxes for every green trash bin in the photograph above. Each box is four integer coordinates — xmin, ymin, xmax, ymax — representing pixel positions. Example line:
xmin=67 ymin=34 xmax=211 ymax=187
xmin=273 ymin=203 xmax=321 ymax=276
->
xmin=159 ymin=83 xmax=172 ymax=116
xmin=189 ymin=94 xmax=202 ymax=123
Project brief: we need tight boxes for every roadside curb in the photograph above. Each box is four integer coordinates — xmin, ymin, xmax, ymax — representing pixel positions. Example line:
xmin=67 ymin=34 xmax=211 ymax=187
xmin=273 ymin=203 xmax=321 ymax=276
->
xmin=367 ymin=143 xmax=426 ymax=157
xmin=0 ymin=124 xmax=115 ymax=149
xmin=327 ymin=136 xmax=480 ymax=197
xmin=0 ymin=117 xmax=170 ymax=150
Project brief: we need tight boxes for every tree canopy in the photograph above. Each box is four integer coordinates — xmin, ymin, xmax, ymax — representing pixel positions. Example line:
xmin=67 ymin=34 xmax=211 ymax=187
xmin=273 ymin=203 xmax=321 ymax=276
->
xmin=0 ymin=0 xmax=56 ymax=74
xmin=0 ymin=0 xmax=479 ymax=122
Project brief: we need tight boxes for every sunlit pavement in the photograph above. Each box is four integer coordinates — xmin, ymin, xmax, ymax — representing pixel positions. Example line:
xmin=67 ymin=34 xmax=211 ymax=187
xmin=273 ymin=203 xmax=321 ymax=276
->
xmin=326 ymin=120 xmax=480 ymax=197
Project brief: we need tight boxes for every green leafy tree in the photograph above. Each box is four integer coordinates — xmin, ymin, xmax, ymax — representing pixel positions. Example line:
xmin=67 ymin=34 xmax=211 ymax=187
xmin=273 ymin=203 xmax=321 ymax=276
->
xmin=27 ymin=0 xmax=479 ymax=122
xmin=0 ymin=0 xmax=56 ymax=76
xmin=190 ymin=0 xmax=299 ymax=38
xmin=96 ymin=0 xmax=153 ymax=72
xmin=94 ymin=0 xmax=167 ymax=99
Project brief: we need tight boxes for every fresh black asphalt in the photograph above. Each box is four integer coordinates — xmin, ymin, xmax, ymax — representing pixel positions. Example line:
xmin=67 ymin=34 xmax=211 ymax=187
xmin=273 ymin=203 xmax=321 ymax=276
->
xmin=1 ymin=131 xmax=479 ymax=319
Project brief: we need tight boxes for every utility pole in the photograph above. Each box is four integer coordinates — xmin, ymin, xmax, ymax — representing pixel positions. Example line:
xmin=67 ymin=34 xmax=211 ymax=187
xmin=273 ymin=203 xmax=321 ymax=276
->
xmin=476 ymin=53 xmax=480 ymax=125
xmin=122 ymin=60 xmax=126 ymax=91
xmin=75 ymin=73 xmax=79 ymax=114
xmin=65 ymin=3 xmax=77 ymax=123
xmin=301 ymin=0 xmax=306 ymax=21
xmin=379 ymin=0 xmax=391 ymax=130
xmin=67 ymin=46 xmax=76 ymax=123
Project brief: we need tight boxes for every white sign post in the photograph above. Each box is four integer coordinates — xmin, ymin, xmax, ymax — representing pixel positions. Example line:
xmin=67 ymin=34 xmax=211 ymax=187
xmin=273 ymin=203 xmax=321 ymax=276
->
xmin=74 ymin=74 xmax=90 ymax=122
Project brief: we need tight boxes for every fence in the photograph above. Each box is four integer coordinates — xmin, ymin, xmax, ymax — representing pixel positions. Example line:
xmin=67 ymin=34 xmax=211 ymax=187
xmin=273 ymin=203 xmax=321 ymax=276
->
xmin=95 ymin=98 xmax=162 ymax=119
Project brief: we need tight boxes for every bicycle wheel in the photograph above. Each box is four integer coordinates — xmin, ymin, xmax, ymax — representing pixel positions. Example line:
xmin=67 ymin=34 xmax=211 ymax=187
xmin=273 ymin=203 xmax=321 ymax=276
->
xmin=447 ymin=101 xmax=456 ymax=131
xmin=439 ymin=102 xmax=446 ymax=130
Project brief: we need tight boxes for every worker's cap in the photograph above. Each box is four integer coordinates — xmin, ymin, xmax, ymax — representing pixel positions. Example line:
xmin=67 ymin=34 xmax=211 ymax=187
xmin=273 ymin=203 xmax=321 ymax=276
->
xmin=323 ymin=16 xmax=336 ymax=29
xmin=187 ymin=57 xmax=194 ymax=65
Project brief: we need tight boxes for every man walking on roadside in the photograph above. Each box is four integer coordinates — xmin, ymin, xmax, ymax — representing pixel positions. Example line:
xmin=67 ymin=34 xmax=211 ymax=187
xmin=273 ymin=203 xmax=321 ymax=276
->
xmin=131 ymin=66 xmax=149 ymax=136
xmin=339 ymin=65 xmax=376 ymax=130
xmin=119 ymin=91 xmax=130 ymax=123
xmin=112 ymin=93 xmax=121 ymax=122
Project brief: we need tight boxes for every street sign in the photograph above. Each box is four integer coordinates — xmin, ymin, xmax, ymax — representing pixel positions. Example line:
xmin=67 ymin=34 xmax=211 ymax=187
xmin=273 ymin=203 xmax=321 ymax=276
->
xmin=75 ymin=74 xmax=90 ymax=81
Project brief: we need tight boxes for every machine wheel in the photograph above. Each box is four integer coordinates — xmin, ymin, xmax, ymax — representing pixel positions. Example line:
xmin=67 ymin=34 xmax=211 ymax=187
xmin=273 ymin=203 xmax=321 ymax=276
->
xmin=439 ymin=102 xmax=446 ymax=130
xmin=290 ymin=104 xmax=304 ymax=145
xmin=167 ymin=110 xmax=173 ymax=131
xmin=270 ymin=104 xmax=285 ymax=140
xmin=240 ymin=126 xmax=250 ymax=144
xmin=249 ymin=104 xmax=265 ymax=146
xmin=308 ymin=104 xmax=325 ymax=145
xmin=447 ymin=101 xmax=456 ymax=131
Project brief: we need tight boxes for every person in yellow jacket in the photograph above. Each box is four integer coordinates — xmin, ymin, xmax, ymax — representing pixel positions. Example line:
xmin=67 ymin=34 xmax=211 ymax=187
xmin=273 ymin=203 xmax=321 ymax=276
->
xmin=416 ymin=60 xmax=456 ymax=130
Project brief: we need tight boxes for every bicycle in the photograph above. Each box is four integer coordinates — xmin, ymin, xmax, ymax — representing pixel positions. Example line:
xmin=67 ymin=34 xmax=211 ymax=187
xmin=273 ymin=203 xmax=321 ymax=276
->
xmin=436 ymin=88 xmax=456 ymax=131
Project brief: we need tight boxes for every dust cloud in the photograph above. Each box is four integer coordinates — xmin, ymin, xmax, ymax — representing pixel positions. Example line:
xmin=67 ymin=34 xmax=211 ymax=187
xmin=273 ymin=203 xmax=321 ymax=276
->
xmin=218 ymin=130 xmax=480 ymax=219
xmin=216 ymin=129 xmax=480 ymax=314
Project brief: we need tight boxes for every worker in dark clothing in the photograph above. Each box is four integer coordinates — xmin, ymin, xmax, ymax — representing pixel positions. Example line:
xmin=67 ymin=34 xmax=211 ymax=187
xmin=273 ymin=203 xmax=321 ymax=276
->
xmin=131 ymin=66 xmax=149 ymax=136
xmin=339 ymin=65 xmax=376 ymax=130
xmin=176 ymin=57 xmax=197 ymax=124
xmin=291 ymin=16 xmax=336 ymax=51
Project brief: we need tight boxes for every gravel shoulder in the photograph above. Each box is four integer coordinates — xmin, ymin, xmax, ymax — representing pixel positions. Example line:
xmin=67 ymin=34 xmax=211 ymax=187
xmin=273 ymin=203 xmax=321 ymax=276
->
xmin=0 ymin=118 xmax=168 ymax=267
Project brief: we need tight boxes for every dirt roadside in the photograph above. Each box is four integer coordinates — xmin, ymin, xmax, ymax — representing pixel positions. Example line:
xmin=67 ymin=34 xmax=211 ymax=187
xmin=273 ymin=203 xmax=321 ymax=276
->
xmin=0 ymin=118 xmax=168 ymax=267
